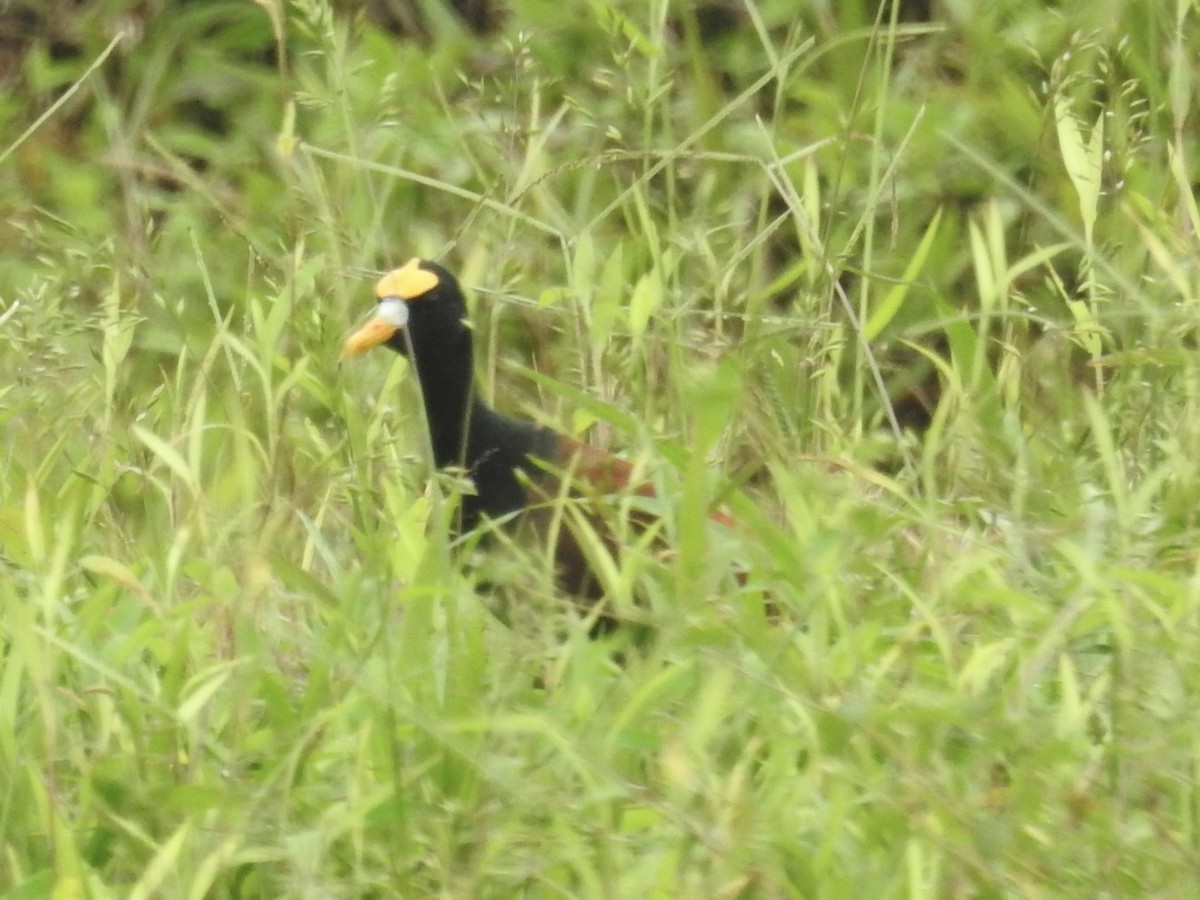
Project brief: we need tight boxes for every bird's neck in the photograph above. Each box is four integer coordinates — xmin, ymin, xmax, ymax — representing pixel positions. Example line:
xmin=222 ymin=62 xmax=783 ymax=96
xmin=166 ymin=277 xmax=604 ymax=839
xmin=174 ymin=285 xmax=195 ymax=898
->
xmin=407 ymin=331 xmax=552 ymax=489
xmin=409 ymin=342 xmax=478 ymax=469
xmin=408 ymin=337 xmax=559 ymax=526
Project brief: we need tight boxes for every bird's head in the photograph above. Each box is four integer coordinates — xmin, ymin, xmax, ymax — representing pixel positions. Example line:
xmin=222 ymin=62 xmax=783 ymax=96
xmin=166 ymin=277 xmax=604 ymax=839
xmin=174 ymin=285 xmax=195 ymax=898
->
xmin=342 ymin=257 xmax=469 ymax=360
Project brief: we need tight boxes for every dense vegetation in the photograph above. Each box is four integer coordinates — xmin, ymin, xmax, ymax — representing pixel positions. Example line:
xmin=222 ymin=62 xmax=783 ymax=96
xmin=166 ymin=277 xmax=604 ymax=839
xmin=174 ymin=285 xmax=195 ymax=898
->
xmin=2 ymin=0 xmax=1198 ymax=895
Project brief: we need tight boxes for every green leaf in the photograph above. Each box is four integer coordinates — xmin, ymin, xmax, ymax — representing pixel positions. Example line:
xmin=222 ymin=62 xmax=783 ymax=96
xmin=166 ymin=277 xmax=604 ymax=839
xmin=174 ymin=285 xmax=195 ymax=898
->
xmin=628 ymin=270 xmax=663 ymax=341
xmin=1066 ymin=299 xmax=1104 ymax=357
xmin=866 ymin=208 xmax=942 ymax=340
xmin=1054 ymin=96 xmax=1103 ymax=244
xmin=177 ymin=667 xmax=235 ymax=724
xmin=133 ymin=425 xmax=199 ymax=498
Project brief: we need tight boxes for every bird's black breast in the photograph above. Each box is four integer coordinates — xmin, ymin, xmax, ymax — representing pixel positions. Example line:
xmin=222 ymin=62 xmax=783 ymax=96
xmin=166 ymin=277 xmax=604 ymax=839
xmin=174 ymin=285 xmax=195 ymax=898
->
xmin=461 ymin=405 xmax=560 ymax=529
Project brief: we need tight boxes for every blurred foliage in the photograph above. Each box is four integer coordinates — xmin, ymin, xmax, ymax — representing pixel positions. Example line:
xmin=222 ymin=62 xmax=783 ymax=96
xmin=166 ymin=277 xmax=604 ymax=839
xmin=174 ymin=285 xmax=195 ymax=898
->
xmin=1 ymin=0 xmax=1199 ymax=895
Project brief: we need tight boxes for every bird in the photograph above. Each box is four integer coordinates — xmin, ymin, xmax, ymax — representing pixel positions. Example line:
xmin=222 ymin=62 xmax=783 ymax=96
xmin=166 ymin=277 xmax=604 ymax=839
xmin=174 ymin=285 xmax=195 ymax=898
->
xmin=342 ymin=257 xmax=736 ymax=603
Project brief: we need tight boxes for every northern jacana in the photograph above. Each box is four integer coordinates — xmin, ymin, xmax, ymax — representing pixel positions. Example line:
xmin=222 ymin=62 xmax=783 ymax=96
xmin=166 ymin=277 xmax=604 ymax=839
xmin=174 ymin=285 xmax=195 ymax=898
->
xmin=342 ymin=258 xmax=734 ymax=601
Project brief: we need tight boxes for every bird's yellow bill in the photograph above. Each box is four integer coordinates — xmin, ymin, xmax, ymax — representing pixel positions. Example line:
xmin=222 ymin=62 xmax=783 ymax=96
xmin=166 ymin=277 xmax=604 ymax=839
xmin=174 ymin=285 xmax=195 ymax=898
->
xmin=341 ymin=316 xmax=398 ymax=358
xmin=343 ymin=294 xmax=410 ymax=359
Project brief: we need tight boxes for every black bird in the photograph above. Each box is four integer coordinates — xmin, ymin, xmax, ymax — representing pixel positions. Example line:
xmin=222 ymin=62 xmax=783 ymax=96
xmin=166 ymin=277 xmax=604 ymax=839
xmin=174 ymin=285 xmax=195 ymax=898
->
xmin=342 ymin=258 xmax=734 ymax=598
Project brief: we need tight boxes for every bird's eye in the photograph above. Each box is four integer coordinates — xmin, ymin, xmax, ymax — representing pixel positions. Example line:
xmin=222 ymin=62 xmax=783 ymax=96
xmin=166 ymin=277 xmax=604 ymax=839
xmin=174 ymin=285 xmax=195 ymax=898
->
xmin=377 ymin=297 xmax=409 ymax=328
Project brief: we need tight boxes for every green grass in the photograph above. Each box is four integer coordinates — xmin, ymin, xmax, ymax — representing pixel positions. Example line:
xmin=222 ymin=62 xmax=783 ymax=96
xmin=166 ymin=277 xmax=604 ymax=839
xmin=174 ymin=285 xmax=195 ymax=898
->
xmin=2 ymin=0 xmax=1200 ymax=895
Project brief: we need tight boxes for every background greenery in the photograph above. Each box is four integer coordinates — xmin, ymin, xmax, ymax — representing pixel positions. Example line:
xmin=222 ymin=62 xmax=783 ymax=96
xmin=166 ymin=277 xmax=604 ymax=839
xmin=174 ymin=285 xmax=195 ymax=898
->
xmin=2 ymin=0 xmax=1199 ymax=895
